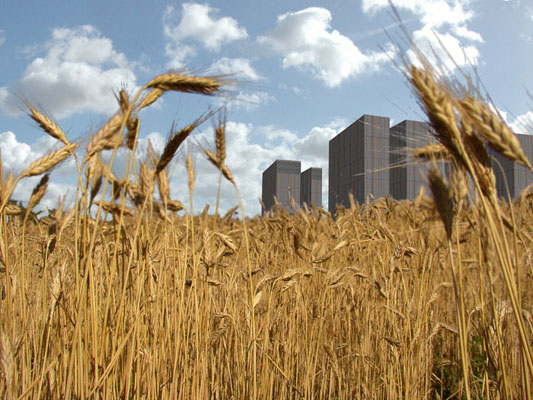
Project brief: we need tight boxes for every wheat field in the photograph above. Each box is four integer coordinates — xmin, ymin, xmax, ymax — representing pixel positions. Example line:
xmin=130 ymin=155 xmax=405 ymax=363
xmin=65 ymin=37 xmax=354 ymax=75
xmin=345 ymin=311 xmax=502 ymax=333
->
xmin=0 ymin=63 xmax=532 ymax=399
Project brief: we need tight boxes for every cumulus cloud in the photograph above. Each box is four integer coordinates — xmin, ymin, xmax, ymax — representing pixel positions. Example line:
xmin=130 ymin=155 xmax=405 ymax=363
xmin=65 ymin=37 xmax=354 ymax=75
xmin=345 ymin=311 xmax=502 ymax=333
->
xmin=0 ymin=25 xmax=138 ymax=119
xmin=362 ymin=0 xmax=473 ymax=28
xmin=207 ymin=57 xmax=262 ymax=81
xmin=408 ymin=26 xmax=479 ymax=73
xmin=216 ymin=91 xmax=275 ymax=111
xmin=163 ymin=3 xmax=247 ymax=68
xmin=453 ymin=25 xmax=483 ymax=42
xmin=0 ymin=131 xmax=39 ymax=172
xmin=362 ymin=0 xmax=482 ymax=73
xmin=293 ymin=118 xmax=347 ymax=161
xmin=511 ymin=111 xmax=533 ymax=134
xmin=258 ymin=7 xmax=391 ymax=87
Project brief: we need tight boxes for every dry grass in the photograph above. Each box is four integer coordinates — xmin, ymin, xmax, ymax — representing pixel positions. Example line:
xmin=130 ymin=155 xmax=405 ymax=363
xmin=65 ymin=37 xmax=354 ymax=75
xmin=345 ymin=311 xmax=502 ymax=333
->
xmin=0 ymin=65 xmax=531 ymax=400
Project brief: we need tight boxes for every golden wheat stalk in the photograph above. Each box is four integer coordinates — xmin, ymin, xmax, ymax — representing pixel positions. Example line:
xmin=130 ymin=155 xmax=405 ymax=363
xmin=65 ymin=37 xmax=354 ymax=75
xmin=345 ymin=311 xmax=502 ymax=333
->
xmin=116 ymin=88 xmax=130 ymax=115
xmin=0 ymin=331 xmax=14 ymax=400
xmin=5 ymin=203 xmax=23 ymax=216
xmin=412 ymin=143 xmax=449 ymax=160
xmin=85 ymin=112 xmax=123 ymax=160
xmin=428 ymin=166 xmax=454 ymax=239
xmin=20 ymin=143 xmax=77 ymax=178
xmin=146 ymin=72 xmax=224 ymax=95
xmin=409 ymin=67 xmax=467 ymax=167
xmin=138 ymin=162 xmax=155 ymax=199
xmin=167 ymin=199 xmax=184 ymax=212
xmin=125 ymin=117 xmax=140 ymax=150
xmin=28 ymin=106 xmax=69 ymax=145
xmin=101 ymin=201 xmax=134 ymax=218
xmin=215 ymin=111 xmax=227 ymax=164
xmin=25 ymin=173 xmax=49 ymax=220
xmin=157 ymin=170 xmax=170 ymax=204
xmin=126 ymin=182 xmax=146 ymax=207
xmin=186 ymin=153 xmax=194 ymax=193
xmin=138 ymin=88 xmax=164 ymax=110
xmin=459 ymin=96 xmax=533 ymax=172
xmin=87 ymin=155 xmax=104 ymax=203
xmin=204 ymin=149 xmax=235 ymax=184
xmin=156 ymin=122 xmax=197 ymax=174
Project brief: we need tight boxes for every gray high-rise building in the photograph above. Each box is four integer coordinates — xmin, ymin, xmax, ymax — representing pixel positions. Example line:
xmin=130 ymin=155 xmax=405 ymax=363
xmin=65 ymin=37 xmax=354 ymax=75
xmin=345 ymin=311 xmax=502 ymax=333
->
xmin=491 ymin=132 xmax=533 ymax=199
xmin=329 ymin=114 xmax=390 ymax=212
xmin=514 ymin=133 xmax=533 ymax=197
xmin=390 ymin=120 xmax=443 ymax=201
xmin=300 ymin=167 xmax=322 ymax=208
xmin=262 ymin=160 xmax=301 ymax=214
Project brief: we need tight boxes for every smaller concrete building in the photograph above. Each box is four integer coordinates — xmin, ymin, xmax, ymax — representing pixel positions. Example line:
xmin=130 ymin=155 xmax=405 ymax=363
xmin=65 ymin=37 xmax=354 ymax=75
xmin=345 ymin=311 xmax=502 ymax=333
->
xmin=300 ymin=167 xmax=322 ymax=208
xmin=491 ymin=132 xmax=533 ymax=199
xmin=262 ymin=160 xmax=301 ymax=214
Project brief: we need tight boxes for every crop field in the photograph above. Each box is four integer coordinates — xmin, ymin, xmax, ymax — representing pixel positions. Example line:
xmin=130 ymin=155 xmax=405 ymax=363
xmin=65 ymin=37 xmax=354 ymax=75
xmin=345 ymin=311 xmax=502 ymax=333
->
xmin=0 ymin=62 xmax=532 ymax=399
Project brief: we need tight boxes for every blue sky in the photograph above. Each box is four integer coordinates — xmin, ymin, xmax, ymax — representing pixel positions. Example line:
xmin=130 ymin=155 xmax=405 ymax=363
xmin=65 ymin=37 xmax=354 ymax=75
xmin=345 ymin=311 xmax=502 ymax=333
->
xmin=1 ymin=0 xmax=532 ymax=215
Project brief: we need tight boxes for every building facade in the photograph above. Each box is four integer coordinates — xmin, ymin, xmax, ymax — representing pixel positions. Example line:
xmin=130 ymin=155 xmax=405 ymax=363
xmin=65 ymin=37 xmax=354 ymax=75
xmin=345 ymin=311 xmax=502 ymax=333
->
xmin=390 ymin=120 xmax=444 ymax=201
xmin=514 ymin=133 xmax=533 ymax=197
xmin=300 ymin=167 xmax=322 ymax=208
xmin=262 ymin=160 xmax=301 ymax=214
xmin=329 ymin=114 xmax=390 ymax=212
xmin=489 ymin=133 xmax=533 ymax=199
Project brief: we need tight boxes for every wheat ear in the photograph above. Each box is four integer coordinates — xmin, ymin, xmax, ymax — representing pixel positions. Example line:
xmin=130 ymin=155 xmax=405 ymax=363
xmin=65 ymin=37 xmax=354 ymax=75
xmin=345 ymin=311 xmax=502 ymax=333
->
xmin=25 ymin=173 xmax=49 ymax=220
xmin=204 ymin=149 xmax=235 ymax=184
xmin=428 ymin=166 xmax=454 ymax=239
xmin=412 ymin=143 xmax=449 ymax=160
xmin=20 ymin=143 xmax=77 ymax=178
xmin=138 ymin=88 xmax=164 ymax=110
xmin=28 ymin=106 xmax=69 ymax=145
xmin=186 ymin=153 xmax=194 ymax=193
xmin=215 ymin=111 xmax=227 ymax=164
xmin=459 ymin=96 xmax=533 ymax=172
xmin=85 ymin=112 xmax=123 ymax=160
xmin=156 ymin=118 xmax=205 ymax=174
xmin=157 ymin=170 xmax=170 ymax=205
xmin=146 ymin=73 xmax=224 ymax=95
xmin=409 ymin=67 xmax=467 ymax=167
xmin=0 ymin=331 xmax=14 ymax=400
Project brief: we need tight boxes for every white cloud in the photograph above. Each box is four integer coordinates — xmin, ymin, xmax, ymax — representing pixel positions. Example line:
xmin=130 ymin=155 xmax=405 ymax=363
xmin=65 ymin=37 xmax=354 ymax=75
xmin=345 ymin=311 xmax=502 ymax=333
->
xmin=163 ymin=3 xmax=247 ymax=68
xmin=258 ymin=7 xmax=391 ymax=87
xmin=207 ymin=57 xmax=262 ymax=81
xmin=293 ymin=118 xmax=347 ymax=161
xmin=217 ymin=91 xmax=275 ymax=111
xmin=362 ymin=0 xmax=473 ymax=28
xmin=408 ymin=26 xmax=479 ymax=73
xmin=362 ymin=0 xmax=482 ymax=74
xmin=453 ymin=25 xmax=483 ymax=42
xmin=0 ymin=29 xmax=5 ymax=47
xmin=0 ymin=25 xmax=138 ymax=119
xmin=511 ymin=111 xmax=533 ymax=134
xmin=0 ymin=131 xmax=38 ymax=173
